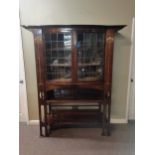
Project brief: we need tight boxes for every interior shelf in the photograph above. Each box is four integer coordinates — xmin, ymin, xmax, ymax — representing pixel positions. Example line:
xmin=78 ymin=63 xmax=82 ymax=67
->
xmin=45 ymin=78 xmax=71 ymax=82
xmin=46 ymin=47 xmax=71 ymax=51
xmin=79 ymin=62 xmax=100 ymax=66
xmin=47 ymin=64 xmax=71 ymax=67
xmin=46 ymin=99 xmax=102 ymax=104
xmin=78 ymin=76 xmax=101 ymax=81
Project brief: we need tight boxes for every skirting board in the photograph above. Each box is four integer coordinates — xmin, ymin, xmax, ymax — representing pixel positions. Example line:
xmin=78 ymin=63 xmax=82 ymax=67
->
xmin=28 ymin=118 xmax=128 ymax=125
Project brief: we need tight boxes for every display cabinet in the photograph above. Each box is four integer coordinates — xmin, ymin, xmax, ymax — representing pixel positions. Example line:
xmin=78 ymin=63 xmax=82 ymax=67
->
xmin=23 ymin=25 xmax=126 ymax=136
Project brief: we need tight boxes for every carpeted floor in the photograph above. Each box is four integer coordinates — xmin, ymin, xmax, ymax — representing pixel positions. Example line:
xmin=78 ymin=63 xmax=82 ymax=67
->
xmin=19 ymin=122 xmax=134 ymax=155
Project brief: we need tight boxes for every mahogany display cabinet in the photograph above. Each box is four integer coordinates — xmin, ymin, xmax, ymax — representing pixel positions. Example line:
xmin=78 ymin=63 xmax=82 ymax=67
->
xmin=23 ymin=25 xmax=126 ymax=137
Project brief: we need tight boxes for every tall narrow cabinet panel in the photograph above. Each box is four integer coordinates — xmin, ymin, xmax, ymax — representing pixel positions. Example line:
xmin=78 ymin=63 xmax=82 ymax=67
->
xmin=23 ymin=25 xmax=126 ymax=137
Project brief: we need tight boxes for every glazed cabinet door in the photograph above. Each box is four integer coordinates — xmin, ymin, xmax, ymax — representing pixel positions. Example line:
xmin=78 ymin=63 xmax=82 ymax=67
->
xmin=43 ymin=29 xmax=72 ymax=83
xmin=76 ymin=31 xmax=105 ymax=82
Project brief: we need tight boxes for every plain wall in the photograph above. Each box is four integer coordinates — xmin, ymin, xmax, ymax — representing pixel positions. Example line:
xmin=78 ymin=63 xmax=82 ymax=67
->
xmin=20 ymin=0 xmax=134 ymax=120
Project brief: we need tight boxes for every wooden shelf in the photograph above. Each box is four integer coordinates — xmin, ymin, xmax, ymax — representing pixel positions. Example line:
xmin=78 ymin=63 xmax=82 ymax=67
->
xmin=78 ymin=76 xmax=101 ymax=81
xmin=46 ymin=99 xmax=102 ymax=104
xmin=46 ymin=47 xmax=71 ymax=51
xmin=79 ymin=62 xmax=100 ymax=66
xmin=47 ymin=63 xmax=71 ymax=67
xmin=45 ymin=41 xmax=70 ymax=43
xmin=47 ymin=62 xmax=100 ymax=67
xmin=46 ymin=76 xmax=101 ymax=82
xmin=46 ymin=78 xmax=71 ymax=82
xmin=77 ymin=46 xmax=103 ymax=49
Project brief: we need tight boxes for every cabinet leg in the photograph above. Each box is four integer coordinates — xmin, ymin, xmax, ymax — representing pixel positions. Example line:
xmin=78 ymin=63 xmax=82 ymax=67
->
xmin=101 ymin=103 xmax=111 ymax=136
xmin=107 ymin=103 xmax=111 ymax=136
xmin=45 ymin=104 xmax=52 ymax=137
xmin=39 ymin=122 xmax=43 ymax=137
xmin=39 ymin=103 xmax=51 ymax=137
xmin=101 ymin=103 xmax=107 ymax=136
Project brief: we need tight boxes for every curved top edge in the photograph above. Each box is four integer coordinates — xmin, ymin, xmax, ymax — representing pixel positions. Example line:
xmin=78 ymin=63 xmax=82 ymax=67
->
xmin=21 ymin=24 xmax=126 ymax=31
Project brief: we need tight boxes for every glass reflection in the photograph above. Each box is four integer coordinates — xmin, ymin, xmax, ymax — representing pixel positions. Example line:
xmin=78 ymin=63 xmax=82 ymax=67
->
xmin=77 ymin=32 xmax=104 ymax=81
xmin=45 ymin=32 xmax=72 ymax=81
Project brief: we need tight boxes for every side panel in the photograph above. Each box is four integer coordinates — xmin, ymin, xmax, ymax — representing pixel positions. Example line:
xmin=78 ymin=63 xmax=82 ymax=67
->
xmin=32 ymin=29 xmax=46 ymax=136
xmin=103 ymin=29 xmax=115 ymax=135
xmin=104 ymin=29 xmax=115 ymax=97
xmin=33 ymin=29 xmax=45 ymax=90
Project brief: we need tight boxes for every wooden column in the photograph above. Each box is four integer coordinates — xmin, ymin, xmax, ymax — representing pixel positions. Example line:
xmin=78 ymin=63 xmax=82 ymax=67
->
xmin=32 ymin=29 xmax=46 ymax=136
xmin=102 ymin=28 xmax=115 ymax=136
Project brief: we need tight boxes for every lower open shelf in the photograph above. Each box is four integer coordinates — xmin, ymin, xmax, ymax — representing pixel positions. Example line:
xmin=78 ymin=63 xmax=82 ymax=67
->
xmin=39 ymin=100 xmax=110 ymax=137
xmin=46 ymin=109 xmax=102 ymax=125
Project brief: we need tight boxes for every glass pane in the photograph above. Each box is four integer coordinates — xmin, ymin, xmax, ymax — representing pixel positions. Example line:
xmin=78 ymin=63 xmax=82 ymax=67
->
xmin=44 ymin=32 xmax=72 ymax=81
xmin=77 ymin=32 xmax=104 ymax=81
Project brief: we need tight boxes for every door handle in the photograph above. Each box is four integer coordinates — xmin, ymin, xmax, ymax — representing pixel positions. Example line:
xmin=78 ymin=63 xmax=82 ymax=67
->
xmin=19 ymin=80 xmax=24 ymax=84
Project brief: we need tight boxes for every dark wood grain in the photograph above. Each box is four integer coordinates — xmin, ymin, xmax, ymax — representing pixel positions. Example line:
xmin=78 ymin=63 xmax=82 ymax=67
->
xmin=22 ymin=24 xmax=126 ymax=31
xmin=32 ymin=28 xmax=46 ymax=136
xmin=102 ymin=29 xmax=115 ymax=135
xmin=24 ymin=25 xmax=126 ymax=137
